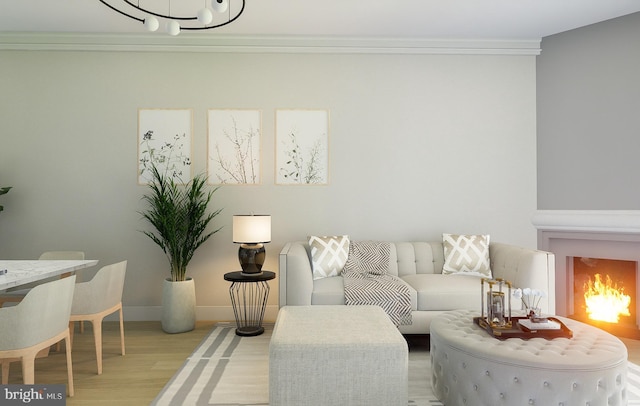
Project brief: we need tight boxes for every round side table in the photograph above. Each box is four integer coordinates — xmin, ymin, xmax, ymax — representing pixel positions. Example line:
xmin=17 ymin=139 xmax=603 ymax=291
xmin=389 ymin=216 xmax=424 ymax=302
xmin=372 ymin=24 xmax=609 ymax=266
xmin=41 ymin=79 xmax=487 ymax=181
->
xmin=223 ymin=270 xmax=276 ymax=336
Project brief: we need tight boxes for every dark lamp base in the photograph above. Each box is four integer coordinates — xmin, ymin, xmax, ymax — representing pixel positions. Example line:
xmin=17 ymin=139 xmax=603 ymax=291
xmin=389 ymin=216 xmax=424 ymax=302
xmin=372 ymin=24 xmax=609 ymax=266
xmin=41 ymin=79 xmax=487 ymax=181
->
xmin=236 ymin=325 xmax=265 ymax=336
xmin=238 ymin=243 xmax=266 ymax=275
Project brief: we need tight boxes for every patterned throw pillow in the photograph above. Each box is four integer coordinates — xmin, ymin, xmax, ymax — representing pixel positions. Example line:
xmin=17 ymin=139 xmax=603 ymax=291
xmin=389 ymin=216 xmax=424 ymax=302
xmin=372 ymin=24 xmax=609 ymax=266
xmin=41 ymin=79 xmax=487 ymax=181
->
xmin=309 ymin=235 xmax=350 ymax=280
xmin=442 ymin=233 xmax=492 ymax=278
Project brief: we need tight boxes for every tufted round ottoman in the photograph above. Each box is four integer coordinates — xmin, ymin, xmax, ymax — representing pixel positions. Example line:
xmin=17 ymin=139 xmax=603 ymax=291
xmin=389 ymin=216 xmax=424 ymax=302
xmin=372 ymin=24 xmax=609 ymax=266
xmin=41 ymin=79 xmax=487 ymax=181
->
xmin=430 ymin=310 xmax=628 ymax=406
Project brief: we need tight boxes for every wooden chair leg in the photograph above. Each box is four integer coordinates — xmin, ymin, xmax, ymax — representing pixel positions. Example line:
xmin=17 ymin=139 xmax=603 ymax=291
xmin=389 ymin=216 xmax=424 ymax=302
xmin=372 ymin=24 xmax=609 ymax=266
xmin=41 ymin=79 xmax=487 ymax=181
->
xmin=92 ymin=319 xmax=103 ymax=375
xmin=69 ymin=321 xmax=75 ymax=348
xmin=21 ymin=355 xmax=36 ymax=385
xmin=119 ymin=307 xmax=125 ymax=356
xmin=65 ymin=331 xmax=74 ymax=397
xmin=1 ymin=361 xmax=9 ymax=384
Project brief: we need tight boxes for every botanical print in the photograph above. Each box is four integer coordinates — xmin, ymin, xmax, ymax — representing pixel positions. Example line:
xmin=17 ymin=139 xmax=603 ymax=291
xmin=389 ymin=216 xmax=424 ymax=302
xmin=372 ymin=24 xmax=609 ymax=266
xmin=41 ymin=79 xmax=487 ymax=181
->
xmin=276 ymin=109 xmax=329 ymax=185
xmin=208 ymin=109 xmax=261 ymax=185
xmin=138 ymin=109 xmax=192 ymax=185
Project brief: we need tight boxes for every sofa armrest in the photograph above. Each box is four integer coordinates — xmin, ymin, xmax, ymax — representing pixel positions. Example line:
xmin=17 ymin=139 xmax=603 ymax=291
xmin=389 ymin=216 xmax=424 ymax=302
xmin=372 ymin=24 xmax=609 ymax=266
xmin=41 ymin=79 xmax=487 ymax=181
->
xmin=490 ymin=242 xmax=556 ymax=315
xmin=279 ymin=242 xmax=313 ymax=307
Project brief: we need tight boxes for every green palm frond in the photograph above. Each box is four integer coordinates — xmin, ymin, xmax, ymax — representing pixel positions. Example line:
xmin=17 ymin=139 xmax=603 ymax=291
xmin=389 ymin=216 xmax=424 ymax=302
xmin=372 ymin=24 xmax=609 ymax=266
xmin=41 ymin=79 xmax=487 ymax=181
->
xmin=140 ymin=166 xmax=222 ymax=281
xmin=0 ymin=186 xmax=11 ymax=213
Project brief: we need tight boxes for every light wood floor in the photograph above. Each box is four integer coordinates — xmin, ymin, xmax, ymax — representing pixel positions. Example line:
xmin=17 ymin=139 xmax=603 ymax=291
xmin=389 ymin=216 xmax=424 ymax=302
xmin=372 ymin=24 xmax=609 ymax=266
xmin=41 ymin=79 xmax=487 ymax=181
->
xmin=3 ymin=321 xmax=640 ymax=405
xmin=2 ymin=321 xmax=215 ymax=405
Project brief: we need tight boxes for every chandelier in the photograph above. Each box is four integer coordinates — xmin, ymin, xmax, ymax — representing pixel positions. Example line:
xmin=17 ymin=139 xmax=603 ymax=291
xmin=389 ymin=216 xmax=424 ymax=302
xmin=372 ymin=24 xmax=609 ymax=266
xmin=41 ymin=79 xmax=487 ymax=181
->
xmin=98 ymin=0 xmax=245 ymax=36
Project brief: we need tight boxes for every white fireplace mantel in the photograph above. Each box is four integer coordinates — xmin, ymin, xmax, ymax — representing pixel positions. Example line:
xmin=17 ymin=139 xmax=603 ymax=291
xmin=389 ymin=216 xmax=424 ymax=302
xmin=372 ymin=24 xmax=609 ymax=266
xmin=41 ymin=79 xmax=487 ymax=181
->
xmin=532 ymin=210 xmax=640 ymax=234
xmin=532 ymin=210 xmax=640 ymax=318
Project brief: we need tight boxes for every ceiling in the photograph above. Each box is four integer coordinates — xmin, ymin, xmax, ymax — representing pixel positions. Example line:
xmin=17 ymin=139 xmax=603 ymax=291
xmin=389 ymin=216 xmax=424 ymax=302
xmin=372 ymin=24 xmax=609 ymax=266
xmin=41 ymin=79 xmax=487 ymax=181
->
xmin=1 ymin=0 xmax=639 ymax=40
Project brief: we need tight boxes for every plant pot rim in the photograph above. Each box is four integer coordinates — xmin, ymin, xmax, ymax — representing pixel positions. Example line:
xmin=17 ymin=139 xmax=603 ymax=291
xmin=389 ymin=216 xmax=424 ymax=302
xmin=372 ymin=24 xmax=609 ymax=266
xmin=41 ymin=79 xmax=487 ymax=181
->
xmin=164 ymin=277 xmax=194 ymax=282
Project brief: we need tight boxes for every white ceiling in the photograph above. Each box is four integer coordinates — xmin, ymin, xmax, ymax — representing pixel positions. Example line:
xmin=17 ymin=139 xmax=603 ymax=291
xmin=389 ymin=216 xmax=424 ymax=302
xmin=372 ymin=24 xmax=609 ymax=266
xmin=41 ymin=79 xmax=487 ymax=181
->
xmin=1 ymin=0 xmax=639 ymax=40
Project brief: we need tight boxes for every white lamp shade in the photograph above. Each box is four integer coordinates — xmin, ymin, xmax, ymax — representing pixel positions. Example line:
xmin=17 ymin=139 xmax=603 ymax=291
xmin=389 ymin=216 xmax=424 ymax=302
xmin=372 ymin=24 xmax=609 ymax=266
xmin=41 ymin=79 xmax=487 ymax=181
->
xmin=144 ymin=16 xmax=159 ymax=32
xmin=167 ymin=20 xmax=181 ymax=36
xmin=212 ymin=0 xmax=229 ymax=13
xmin=233 ymin=215 xmax=271 ymax=243
xmin=197 ymin=8 xmax=214 ymax=24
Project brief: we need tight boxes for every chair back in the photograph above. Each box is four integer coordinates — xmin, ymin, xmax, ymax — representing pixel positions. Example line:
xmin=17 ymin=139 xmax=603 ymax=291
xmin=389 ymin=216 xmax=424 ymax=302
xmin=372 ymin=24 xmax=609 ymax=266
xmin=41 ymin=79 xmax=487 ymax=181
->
xmin=71 ymin=261 xmax=127 ymax=316
xmin=39 ymin=251 xmax=85 ymax=260
xmin=0 ymin=275 xmax=76 ymax=351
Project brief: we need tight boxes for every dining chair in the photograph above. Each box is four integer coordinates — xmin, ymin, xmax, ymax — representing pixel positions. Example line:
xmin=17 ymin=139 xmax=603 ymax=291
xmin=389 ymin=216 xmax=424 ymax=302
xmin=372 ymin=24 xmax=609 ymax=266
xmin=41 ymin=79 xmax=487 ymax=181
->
xmin=69 ymin=260 xmax=127 ymax=375
xmin=0 ymin=275 xmax=76 ymax=396
xmin=0 ymin=251 xmax=85 ymax=308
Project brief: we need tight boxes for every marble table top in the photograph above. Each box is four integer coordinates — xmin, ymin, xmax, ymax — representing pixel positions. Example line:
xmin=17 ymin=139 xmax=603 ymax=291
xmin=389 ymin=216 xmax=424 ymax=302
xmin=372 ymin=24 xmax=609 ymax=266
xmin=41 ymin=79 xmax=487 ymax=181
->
xmin=0 ymin=260 xmax=98 ymax=291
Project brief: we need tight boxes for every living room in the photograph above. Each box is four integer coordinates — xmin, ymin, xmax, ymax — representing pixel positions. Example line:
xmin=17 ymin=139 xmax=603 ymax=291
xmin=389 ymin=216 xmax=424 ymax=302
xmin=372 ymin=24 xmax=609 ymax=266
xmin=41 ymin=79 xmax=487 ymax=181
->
xmin=0 ymin=1 xmax=639 ymax=404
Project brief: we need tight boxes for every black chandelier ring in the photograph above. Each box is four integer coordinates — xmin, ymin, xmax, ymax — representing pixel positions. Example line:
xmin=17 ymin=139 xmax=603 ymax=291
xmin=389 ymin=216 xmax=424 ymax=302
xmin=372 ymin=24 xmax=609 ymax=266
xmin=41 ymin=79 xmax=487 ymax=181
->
xmin=98 ymin=0 xmax=245 ymax=35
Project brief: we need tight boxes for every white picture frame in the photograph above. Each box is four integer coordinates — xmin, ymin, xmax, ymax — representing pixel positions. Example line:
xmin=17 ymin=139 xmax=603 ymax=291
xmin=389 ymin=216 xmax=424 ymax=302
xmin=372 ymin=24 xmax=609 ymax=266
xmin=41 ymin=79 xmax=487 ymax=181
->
xmin=207 ymin=109 xmax=262 ymax=185
xmin=138 ymin=108 xmax=192 ymax=185
xmin=276 ymin=109 xmax=329 ymax=185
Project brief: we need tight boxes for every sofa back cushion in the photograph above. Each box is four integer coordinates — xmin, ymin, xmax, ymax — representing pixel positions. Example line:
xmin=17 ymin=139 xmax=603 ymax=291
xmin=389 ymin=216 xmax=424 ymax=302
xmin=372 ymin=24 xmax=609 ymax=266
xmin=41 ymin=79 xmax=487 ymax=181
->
xmin=390 ymin=242 xmax=446 ymax=277
xmin=302 ymin=241 xmax=447 ymax=277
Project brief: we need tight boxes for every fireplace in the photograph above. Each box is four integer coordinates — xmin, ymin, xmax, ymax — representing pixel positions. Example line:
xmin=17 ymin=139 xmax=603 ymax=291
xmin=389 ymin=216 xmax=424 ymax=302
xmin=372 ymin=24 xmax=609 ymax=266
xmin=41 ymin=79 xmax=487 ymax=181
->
xmin=533 ymin=210 xmax=640 ymax=338
xmin=572 ymin=256 xmax=635 ymax=326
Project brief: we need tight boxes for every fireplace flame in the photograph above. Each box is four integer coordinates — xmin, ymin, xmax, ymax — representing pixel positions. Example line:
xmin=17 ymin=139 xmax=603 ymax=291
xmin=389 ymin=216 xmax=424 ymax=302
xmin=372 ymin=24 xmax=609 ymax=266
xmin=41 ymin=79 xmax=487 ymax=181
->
xmin=584 ymin=273 xmax=631 ymax=323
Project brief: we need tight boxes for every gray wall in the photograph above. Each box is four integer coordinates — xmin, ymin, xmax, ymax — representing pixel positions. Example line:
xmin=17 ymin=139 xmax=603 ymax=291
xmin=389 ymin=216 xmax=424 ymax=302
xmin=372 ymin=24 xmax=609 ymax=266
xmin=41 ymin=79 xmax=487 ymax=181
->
xmin=0 ymin=47 xmax=537 ymax=321
xmin=537 ymin=12 xmax=640 ymax=209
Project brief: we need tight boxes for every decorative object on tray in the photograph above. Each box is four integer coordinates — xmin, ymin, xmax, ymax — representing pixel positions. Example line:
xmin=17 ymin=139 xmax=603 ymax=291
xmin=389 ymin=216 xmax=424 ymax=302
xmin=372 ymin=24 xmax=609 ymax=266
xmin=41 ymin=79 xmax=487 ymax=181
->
xmin=478 ymin=279 xmax=572 ymax=339
xmin=518 ymin=318 xmax=561 ymax=331
xmin=513 ymin=287 xmax=548 ymax=322
xmin=480 ymin=278 xmax=512 ymax=329
xmin=474 ymin=316 xmax=573 ymax=339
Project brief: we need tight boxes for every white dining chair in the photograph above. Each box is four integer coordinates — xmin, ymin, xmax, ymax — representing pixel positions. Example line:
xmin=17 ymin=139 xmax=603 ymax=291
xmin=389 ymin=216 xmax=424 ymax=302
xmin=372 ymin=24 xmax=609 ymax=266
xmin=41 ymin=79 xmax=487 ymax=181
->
xmin=0 ymin=251 xmax=85 ymax=308
xmin=0 ymin=275 xmax=76 ymax=396
xmin=69 ymin=260 xmax=127 ymax=375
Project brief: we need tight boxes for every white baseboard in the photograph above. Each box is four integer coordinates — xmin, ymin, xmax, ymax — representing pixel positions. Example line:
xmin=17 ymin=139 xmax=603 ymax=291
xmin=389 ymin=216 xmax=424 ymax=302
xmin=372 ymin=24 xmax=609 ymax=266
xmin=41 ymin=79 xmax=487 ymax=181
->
xmin=106 ymin=305 xmax=280 ymax=324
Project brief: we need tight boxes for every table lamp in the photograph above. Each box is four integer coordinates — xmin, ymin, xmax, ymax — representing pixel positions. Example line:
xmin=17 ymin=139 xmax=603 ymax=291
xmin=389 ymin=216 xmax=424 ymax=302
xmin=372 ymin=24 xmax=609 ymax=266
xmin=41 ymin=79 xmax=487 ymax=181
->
xmin=233 ymin=214 xmax=271 ymax=275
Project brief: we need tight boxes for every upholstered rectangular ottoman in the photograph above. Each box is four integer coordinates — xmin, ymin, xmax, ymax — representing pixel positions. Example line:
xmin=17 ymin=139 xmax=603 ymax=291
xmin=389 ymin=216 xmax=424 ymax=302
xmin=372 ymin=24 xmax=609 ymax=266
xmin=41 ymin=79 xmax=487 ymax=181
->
xmin=269 ymin=305 xmax=408 ymax=406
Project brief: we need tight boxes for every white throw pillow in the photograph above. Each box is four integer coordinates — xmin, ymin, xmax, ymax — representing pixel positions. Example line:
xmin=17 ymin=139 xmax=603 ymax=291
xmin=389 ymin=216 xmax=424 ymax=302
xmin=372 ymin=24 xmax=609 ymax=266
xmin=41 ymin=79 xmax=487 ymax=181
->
xmin=442 ymin=233 xmax=492 ymax=278
xmin=309 ymin=235 xmax=350 ymax=280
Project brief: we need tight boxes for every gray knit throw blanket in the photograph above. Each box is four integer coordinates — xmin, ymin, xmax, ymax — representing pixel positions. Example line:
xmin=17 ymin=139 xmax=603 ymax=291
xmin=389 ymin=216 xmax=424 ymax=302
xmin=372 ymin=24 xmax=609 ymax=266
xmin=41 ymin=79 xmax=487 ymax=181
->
xmin=342 ymin=241 xmax=412 ymax=326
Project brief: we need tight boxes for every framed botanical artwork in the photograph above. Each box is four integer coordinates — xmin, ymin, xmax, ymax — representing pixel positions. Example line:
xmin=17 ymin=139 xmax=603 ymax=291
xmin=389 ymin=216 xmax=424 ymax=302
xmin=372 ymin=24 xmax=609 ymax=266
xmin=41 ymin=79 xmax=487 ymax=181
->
xmin=138 ymin=109 xmax=192 ymax=185
xmin=207 ymin=109 xmax=262 ymax=185
xmin=276 ymin=109 xmax=329 ymax=185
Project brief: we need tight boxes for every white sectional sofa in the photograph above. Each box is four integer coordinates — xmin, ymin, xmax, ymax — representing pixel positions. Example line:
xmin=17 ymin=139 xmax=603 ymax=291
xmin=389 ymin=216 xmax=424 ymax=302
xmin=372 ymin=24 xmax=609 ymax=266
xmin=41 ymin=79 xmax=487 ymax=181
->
xmin=278 ymin=241 xmax=556 ymax=334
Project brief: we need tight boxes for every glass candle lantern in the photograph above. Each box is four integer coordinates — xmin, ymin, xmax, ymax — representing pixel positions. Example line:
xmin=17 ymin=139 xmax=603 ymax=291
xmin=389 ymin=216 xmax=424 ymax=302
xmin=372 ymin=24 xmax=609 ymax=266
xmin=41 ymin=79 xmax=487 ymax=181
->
xmin=481 ymin=278 xmax=512 ymax=328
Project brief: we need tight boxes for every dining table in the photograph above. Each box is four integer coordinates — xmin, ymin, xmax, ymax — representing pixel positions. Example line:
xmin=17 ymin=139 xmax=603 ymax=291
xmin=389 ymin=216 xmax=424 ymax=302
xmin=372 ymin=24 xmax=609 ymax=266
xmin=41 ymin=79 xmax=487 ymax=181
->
xmin=0 ymin=260 xmax=98 ymax=291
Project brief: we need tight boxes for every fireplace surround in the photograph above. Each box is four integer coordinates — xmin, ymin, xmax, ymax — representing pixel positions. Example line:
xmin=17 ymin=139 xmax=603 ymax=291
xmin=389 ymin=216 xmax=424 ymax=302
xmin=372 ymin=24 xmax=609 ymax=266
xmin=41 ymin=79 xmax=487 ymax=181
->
xmin=533 ymin=210 xmax=640 ymax=337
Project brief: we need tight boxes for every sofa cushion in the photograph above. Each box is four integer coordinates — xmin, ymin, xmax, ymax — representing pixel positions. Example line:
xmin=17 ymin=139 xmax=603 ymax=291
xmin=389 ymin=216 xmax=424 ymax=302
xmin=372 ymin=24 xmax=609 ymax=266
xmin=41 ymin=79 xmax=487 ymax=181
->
xmin=401 ymin=274 xmax=482 ymax=311
xmin=309 ymin=235 xmax=350 ymax=280
xmin=442 ymin=233 xmax=492 ymax=278
xmin=311 ymin=276 xmax=346 ymax=305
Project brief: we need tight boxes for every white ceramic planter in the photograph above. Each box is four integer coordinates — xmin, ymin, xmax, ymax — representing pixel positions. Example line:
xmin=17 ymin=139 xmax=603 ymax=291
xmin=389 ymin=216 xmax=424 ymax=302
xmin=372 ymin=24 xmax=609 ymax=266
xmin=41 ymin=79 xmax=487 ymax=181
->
xmin=161 ymin=277 xmax=196 ymax=334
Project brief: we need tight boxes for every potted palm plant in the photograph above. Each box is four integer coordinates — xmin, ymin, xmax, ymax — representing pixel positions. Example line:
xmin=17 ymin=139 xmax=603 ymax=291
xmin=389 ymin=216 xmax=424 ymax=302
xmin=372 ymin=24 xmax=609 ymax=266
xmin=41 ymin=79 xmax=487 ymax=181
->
xmin=140 ymin=165 xmax=222 ymax=333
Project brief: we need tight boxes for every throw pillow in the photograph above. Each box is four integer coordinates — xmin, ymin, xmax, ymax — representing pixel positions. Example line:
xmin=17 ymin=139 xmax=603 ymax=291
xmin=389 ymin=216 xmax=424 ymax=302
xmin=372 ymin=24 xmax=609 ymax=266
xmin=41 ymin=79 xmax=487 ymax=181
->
xmin=442 ymin=233 xmax=492 ymax=278
xmin=309 ymin=235 xmax=350 ymax=280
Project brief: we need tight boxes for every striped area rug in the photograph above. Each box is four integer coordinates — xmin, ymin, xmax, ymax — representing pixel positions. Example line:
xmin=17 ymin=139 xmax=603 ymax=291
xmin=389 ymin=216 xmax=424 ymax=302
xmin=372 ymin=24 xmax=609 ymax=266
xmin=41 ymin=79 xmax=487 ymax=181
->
xmin=152 ymin=323 xmax=640 ymax=406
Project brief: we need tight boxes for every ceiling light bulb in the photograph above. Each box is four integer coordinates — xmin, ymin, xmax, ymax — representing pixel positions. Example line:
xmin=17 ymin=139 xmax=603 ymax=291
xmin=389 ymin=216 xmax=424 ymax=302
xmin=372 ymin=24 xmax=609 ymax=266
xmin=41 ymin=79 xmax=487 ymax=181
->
xmin=212 ymin=0 xmax=228 ymax=13
xmin=167 ymin=21 xmax=181 ymax=36
xmin=197 ymin=8 xmax=214 ymax=24
xmin=144 ymin=16 xmax=159 ymax=32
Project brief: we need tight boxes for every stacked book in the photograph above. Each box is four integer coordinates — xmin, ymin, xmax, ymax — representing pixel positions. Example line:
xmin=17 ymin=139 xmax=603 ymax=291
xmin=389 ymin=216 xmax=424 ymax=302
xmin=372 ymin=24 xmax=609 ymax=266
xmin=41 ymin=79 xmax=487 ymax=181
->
xmin=518 ymin=318 xmax=562 ymax=331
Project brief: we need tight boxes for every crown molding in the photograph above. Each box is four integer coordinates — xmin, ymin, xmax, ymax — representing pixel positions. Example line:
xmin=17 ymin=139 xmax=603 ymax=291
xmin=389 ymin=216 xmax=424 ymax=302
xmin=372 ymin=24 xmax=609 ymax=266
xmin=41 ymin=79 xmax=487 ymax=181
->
xmin=0 ymin=33 xmax=541 ymax=55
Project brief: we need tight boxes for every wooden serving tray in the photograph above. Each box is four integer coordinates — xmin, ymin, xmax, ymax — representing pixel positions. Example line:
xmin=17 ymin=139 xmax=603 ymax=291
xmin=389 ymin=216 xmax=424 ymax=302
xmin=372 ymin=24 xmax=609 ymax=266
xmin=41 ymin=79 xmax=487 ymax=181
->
xmin=473 ymin=316 xmax=573 ymax=340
